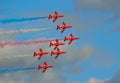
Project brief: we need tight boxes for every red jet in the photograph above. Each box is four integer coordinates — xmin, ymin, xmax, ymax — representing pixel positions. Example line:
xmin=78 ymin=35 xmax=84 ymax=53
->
xmin=38 ymin=61 xmax=53 ymax=73
xmin=51 ymin=48 xmax=66 ymax=59
xmin=33 ymin=48 xmax=49 ymax=60
xmin=49 ymin=39 xmax=65 ymax=50
xmin=48 ymin=11 xmax=64 ymax=22
xmin=57 ymin=22 xmax=72 ymax=33
xmin=64 ymin=33 xmax=79 ymax=45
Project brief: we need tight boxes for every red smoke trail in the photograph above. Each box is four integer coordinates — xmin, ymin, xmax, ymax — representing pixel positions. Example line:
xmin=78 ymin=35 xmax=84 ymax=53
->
xmin=0 ymin=39 xmax=62 ymax=48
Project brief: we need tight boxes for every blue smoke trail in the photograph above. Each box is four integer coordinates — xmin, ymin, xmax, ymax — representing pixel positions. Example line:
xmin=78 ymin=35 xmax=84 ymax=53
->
xmin=0 ymin=16 xmax=48 ymax=23
xmin=0 ymin=67 xmax=36 ymax=73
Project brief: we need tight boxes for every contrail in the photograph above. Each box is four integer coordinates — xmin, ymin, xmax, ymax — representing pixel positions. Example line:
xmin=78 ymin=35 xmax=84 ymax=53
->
xmin=0 ymin=67 xmax=36 ymax=73
xmin=0 ymin=39 xmax=62 ymax=48
xmin=0 ymin=28 xmax=49 ymax=35
xmin=0 ymin=16 xmax=48 ymax=23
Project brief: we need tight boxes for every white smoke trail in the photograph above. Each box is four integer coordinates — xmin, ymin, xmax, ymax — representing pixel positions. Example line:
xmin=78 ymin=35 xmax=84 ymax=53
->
xmin=0 ymin=28 xmax=49 ymax=35
xmin=0 ymin=54 xmax=32 ymax=60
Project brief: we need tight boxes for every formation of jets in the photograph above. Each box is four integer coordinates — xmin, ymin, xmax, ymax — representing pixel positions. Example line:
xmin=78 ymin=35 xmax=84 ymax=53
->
xmin=33 ymin=11 xmax=79 ymax=73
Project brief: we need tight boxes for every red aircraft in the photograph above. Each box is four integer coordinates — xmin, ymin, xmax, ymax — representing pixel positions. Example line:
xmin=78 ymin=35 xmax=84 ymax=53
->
xmin=64 ymin=33 xmax=79 ymax=45
xmin=33 ymin=48 xmax=49 ymax=60
xmin=38 ymin=61 xmax=53 ymax=73
xmin=49 ymin=39 xmax=65 ymax=50
xmin=48 ymin=11 xmax=64 ymax=22
xmin=51 ymin=48 xmax=66 ymax=59
xmin=57 ymin=22 xmax=72 ymax=33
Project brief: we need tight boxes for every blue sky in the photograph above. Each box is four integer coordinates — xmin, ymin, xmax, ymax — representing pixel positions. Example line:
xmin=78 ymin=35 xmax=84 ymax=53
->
xmin=0 ymin=0 xmax=120 ymax=83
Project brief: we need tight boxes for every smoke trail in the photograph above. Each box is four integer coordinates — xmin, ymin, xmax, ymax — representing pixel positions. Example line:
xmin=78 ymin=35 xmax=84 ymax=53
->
xmin=0 ymin=39 xmax=62 ymax=48
xmin=0 ymin=67 xmax=36 ymax=73
xmin=0 ymin=28 xmax=49 ymax=35
xmin=0 ymin=54 xmax=31 ymax=60
xmin=0 ymin=16 xmax=48 ymax=23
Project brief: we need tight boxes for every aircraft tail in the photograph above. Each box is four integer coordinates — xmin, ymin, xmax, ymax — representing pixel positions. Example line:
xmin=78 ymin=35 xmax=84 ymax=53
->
xmin=57 ymin=25 xmax=60 ymax=30
xmin=33 ymin=52 xmax=37 ymax=57
xmin=38 ymin=65 xmax=42 ymax=70
xmin=49 ymin=42 xmax=53 ymax=47
xmin=51 ymin=51 xmax=55 ymax=56
xmin=48 ymin=14 xmax=52 ymax=19
xmin=64 ymin=37 xmax=68 ymax=41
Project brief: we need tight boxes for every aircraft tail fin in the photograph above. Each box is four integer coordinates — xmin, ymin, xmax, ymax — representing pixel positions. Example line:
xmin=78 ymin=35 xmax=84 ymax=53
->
xmin=49 ymin=42 xmax=53 ymax=47
xmin=51 ymin=51 xmax=55 ymax=56
xmin=33 ymin=52 xmax=37 ymax=57
xmin=48 ymin=14 xmax=52 ymax=19
xmin=57 ymin=25 xmax=60 ymax=30
xmin=51 ymin=51 xmax=53 ymax=56
xmin=38 ymin=65 xmax=42 ymax=70
xmin=64 ymin=37 xmax=67 ymax=41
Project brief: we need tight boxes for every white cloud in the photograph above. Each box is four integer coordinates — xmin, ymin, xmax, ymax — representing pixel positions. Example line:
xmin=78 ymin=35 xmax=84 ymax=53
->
xmin=0 ymin=40 xmax=95 ymax=83
xmin=87 ymin=78 xmax=105 ymax=83
xmin=75 ymin=0 xmax=120 ymax=12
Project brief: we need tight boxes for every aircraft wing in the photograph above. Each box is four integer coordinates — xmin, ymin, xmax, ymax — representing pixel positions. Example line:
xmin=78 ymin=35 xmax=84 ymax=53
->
xmin=62 ymin=22 xmax=66 ymax=25
xmin=38 ymin=56 xmax=42 ymax=60
xmin=54 ymin=46 xmax=58 ymax=50
xmin=39 ymin=48 xmax=43 ymax=52
xmin=53 ymin=18 xmax=57 ymax=22
xmin=54 ymin=11 xmax=58 ymax=15
xmin=55 ymin=55 xmax=59 ymax=59
xmin=42 ymin=68 xmax=47 ymax=73
xmin=70 ymin=33 xmax=73 ymax=37
xmin=56 ymin=39 xmax=59 ymax=43
xmin=61 ymin=29 xmax=65 ymax=33
xmin=44 ymin=62 xmax=47 ymax=65
xmin=57 ymin=48 xmax=60 ymax=51
xmin=68 ymin=40 xmax=73 ymax=45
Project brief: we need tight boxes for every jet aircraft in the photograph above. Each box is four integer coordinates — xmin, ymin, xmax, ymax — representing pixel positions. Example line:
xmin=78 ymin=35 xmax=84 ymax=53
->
xmin=33 ymin=48 xmax=49 ymax=60
xmin=48 ymin=11 xmax=64 ymax=22
xmin=38 ymin=62 xmax=53 ymax=73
